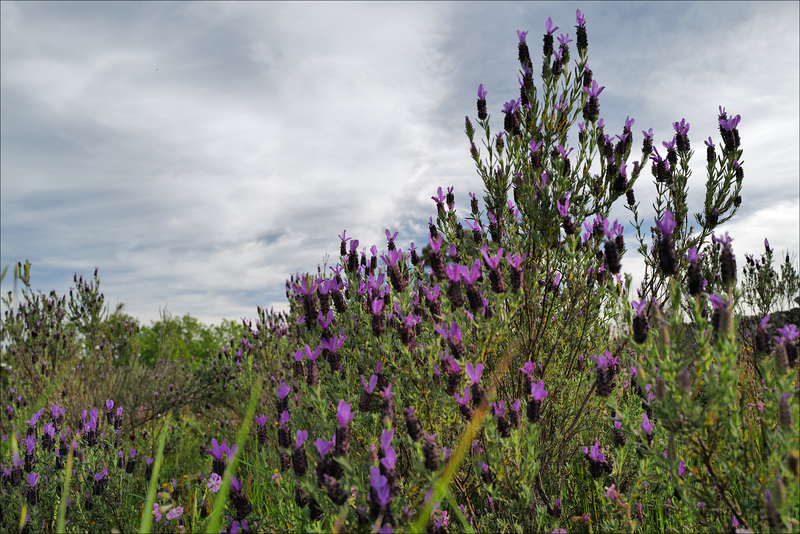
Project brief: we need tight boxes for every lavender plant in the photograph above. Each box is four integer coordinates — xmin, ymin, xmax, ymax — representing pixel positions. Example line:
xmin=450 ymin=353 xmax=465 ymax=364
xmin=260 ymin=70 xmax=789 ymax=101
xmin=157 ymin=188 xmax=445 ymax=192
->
xmin=1 ymin=10 xmax=798 ymax=534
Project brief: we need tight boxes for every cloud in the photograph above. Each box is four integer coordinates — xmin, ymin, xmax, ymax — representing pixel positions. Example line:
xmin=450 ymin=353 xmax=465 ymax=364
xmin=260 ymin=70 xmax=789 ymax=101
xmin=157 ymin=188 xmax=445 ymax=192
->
xmin=1 ymin=2 xmax=797 ymax=325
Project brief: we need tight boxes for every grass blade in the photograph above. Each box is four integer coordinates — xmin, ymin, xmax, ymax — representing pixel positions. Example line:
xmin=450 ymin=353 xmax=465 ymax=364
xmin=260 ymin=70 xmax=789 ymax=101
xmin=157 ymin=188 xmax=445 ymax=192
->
xmin=139 ymin=413 xmax=172 ymax=534
xmin=56 ymin=435 xmax=78 ymax=533
xmin=206 ymin=380 xmax=262 ymax=533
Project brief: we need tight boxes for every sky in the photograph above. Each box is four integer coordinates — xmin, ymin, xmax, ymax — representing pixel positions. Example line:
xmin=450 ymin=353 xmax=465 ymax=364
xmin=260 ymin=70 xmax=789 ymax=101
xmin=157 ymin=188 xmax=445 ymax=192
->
xmin=2 ymin=1 xmax=798 ymax=326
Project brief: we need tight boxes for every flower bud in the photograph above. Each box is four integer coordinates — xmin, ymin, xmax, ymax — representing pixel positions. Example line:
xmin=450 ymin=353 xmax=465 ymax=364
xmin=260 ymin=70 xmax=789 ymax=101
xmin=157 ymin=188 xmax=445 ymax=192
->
xmin=779 ymin=394 xmax=793 ymax=431
xmin=423 ymin=435 xmax=440 ymax=471
xmin=404 ymin=407 xmax=423 ymax=442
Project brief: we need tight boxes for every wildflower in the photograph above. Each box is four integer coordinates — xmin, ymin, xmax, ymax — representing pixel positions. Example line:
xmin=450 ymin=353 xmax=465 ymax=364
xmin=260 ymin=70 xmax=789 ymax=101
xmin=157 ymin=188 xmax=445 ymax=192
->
xmin=230 ymin=477 xmax=252 ymax=520
xmin=604 ymin=483 xmax=622 ymax=504
xmin=442 ymin=354 xmax=462 ymax=396
xmin=166 ymin=506 xmax=183 ymax=521
xmin=435 ymin=318 xmax=466 ymax=360
xmin=656 ymin=210 xmax=678 ymax=276
xmin=321 ymin=473 xmax=347 ymax=506
xmin=335 ymin=401 xmax=353 ymax=457
xmin=145 ymin=457 xmax=154 ymax=482
xmin=369 ymin=465 xmax=394 ymax=526
xmin=575 ymin=9 xmax=587 ymax=51
xmin=41 ymin=422 xmax=56 ymax=451
xmin=481 ymin=245 xmax=506 ymax=293
xmin=613 ymin=414 xmax=625 ymax=447
xmin=673 ymin=119 xmax=690 ymax=152
xmin=686 ymin=247 xmax=704 ymax=296
xmin=543 ymin=17 xmax=559 ymax=57
xmin=519 ymin=360 xmax=536 ymax=393
xmin=22 ymin=434 xmax=37 ymax=472
xmin=277 ymin=410 xmax=291 ymax=449
xmin=429 ymin=234 xmax=447 ymax=280
xmin=631 ymin=299 xmax=649 ymax=344
xmin=104 ymin=399 xmax=115 ymax=425
xmin=207 ymin=472 xmax=222 ymax=493
xmin=582 ymin=80 xmax=604 ymax=123
xmin=709 ymin=293 xmax=732 ymax=338
xmin=26 ymin=472 xmax=40 ymax=505
xmin=517 ymin=30 xmax=531 ymax=67
xmin=461 ymin=258 xmax=484 ymax=312
xmin=712 ymin=232 xmax=737 ymax=286
xmin=557 ymin=192 xmax=575 ymax=235
xmin=292 ymin=430 xmax=309 ymax=477
xmin=254 ymin=414 xmax=269 ymax=446
xmin=466 ymin=362 xmax=487 ymax=408
xmin=320 ymin=332 xmax=347 ymax=372
xmin=528 ymin=380 xmax=549 ymax=423
xmin=381 ymin=384 xmax=396 ymax=428
xmin=583 ymin=440 xmax=612 ymax=477
xmin=477 ymin=84 xmax=488 ymax=121
xmin=93 ymin=467 xmax=108 ymax=496
xmin=446 ymin=264 xmax=465 ymax=308
xmin=557 ymin=32 xmax=572 ymax=65
xmin=641 ymin=128 xmax=654 ymax=155
xmin=493 ymin=401 xmax=511 ymax=438
xmin=455 ymin=386 xmax=475 ymax=421
xmin=360 ymin=374 xmax=379 ymax=412
xmin=777 ymin=324 xmax=799 ymax=366
xmin=502 ymin=99 xmax=521 ymax=135
xmin=423 ymin=433 xmax=440 ymax=471
xmin=207 ymin=438 xmax=230 ymax=476
xmin=509 ymin=399 xmax=522 ymax=429
xmin=153 ymin=502 xmax=162 ymax=523
xmin=404 ymin=407 xmax=424 ymax=442
xmin=604 ymin=221 xmax=624 ymax=274
xmin=641 ymin=413 xmax=655 ymax=445
xmin=592 ymin=353 xmax=615 ymax=397
xmin=718 ymin=110 xmax=741 ymax=150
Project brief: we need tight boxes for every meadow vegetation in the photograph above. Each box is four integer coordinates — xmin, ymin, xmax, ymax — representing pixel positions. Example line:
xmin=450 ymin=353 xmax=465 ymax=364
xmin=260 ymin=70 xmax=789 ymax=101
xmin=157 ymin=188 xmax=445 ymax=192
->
xmin=2 ymin=11 xmax=798 ymax=534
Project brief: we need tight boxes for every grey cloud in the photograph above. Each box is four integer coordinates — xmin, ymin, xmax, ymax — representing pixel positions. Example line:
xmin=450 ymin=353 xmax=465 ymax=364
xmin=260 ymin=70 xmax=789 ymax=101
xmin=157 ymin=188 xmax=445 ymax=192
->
xmin=2 ymin=1 xmax=797 ymax=325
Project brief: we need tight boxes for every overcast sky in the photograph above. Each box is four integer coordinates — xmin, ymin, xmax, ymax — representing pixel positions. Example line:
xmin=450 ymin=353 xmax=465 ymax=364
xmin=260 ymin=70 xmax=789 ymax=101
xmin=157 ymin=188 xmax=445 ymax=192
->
xmin=2 ymin=1 xmax=798 ymax=326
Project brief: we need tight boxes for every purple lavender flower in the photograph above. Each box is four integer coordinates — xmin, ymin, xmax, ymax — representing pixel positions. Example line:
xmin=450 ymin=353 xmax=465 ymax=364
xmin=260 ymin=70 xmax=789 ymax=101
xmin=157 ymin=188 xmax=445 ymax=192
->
xmin=26 ymin=472 xmax=40 ymax=505
xmin=465 ymin=362 xmax=484 ymax=385
xmin=519 ymin=361 xmax=536 ymax=392
xmin=686 ymin=247 xmax=704 ymax=296
xmin=166 ymin=507 xmax=183 ymax=522
xmin=337 ymin=401 xmax=354 ymax=426
xmin=673 ymin=118 xmax=691 ymax=152
xmin=477 ymin=84 xmax=488 ymax=120
xmin=778 ymin=324 xmax=799 ymax=343
xmin=582 ymin=80 xmax=605 ymax=122
xmin=315 ymin=438 xmax=334 ymax=458
xmin=632 ymin=299 xmax=650 ymax=344
xmin=655 ymin=210 xmax=678 ymax=276
xmin=25 ymin=409 xmax=44 ymax=428
xmin=641 ymin=413 xmax=655 ymax=435
xmin=592 ymin=353 xmax=615 ymax=397
xmin=531 ymin=380 xmax=549 ymax=401
xmin=400 ymin=406 xmax=422 ymax=443
xmin=207 ymin=438 xmax=229 ymax=476
xmin=712 ymin=232 xmax=737 ymax=286
xmin=362 ymin=374 xmax=379 ymax=394
xmin=709 ymin=293 xmax=732 ymax=337
xmin=583 ymin=440 xmax=611 ymax=477
xmin=528 ymin=381 xmax=548 ymax=424
xmin=93 ymin=467 xmax=108 ymax=495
